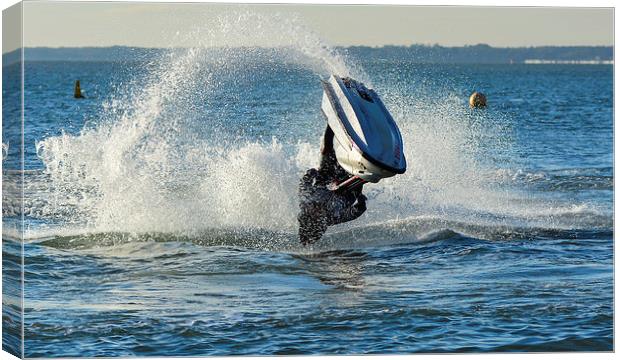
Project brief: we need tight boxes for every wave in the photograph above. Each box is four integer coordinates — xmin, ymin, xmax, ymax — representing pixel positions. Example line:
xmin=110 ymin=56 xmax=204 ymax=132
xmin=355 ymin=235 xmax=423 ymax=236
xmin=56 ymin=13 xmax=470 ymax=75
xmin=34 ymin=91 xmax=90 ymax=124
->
xmin=19 ymin=211 xmax=611 ymax=257
xmin=494 ymin=167 xmax=613 ymax=191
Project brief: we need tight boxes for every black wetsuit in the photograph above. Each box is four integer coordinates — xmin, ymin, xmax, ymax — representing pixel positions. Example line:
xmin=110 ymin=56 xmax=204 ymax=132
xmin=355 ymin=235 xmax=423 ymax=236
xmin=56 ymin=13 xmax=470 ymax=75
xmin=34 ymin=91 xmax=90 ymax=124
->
xmin=297 ymin=126 xmax=367 ymax=245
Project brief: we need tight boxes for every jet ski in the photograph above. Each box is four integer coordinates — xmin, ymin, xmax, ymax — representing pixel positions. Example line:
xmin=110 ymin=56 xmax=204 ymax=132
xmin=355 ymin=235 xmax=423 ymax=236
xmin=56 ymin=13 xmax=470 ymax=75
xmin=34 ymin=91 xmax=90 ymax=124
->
xmin=321 ymin=75 xmax=406 ymax=189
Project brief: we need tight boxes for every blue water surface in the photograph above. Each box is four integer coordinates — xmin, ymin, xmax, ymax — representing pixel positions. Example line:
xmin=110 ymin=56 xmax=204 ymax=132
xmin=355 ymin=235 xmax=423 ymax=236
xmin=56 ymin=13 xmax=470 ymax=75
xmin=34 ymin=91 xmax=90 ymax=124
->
xmin=2 ymin=47 xmax=613 ymax=357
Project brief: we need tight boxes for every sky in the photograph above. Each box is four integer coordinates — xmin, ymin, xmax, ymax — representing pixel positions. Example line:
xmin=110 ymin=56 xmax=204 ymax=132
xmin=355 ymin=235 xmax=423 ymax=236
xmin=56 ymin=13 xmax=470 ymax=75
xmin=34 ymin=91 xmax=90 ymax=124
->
xmin=2 ymin=1 xmax=615 ymax=53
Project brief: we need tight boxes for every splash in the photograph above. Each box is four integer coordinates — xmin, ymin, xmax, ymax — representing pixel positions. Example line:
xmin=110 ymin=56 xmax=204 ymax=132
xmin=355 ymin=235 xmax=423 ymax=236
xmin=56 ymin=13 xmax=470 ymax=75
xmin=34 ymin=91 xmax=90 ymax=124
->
xmin=2 ymin=142 xmax=8 ymax=161
xmin=34 ymin=10 xmax=356 ymax=234
xmin=32 ymin=10 xmax=609 ymax=246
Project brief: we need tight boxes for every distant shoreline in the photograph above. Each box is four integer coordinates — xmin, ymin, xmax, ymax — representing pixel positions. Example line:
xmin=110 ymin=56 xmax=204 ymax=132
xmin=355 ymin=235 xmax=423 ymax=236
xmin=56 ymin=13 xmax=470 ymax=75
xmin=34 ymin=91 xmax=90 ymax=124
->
xmin=2 ymin=44 xmax=613 ymax=65
xmin=523 ymin=59 xmax=613 ymax=65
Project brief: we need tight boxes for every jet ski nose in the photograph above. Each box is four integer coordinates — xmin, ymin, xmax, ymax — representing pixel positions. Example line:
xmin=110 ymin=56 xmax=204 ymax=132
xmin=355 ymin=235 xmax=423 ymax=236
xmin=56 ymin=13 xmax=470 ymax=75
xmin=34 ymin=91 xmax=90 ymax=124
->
xmin=321 ymin=74 xmax=407 ymax=183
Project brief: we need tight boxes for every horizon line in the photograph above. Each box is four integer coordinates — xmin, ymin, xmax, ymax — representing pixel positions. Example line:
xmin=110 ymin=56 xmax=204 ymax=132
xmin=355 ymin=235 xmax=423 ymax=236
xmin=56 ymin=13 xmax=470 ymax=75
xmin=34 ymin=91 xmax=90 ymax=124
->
xmin=3 ymin=43 xmax=614 ymax=54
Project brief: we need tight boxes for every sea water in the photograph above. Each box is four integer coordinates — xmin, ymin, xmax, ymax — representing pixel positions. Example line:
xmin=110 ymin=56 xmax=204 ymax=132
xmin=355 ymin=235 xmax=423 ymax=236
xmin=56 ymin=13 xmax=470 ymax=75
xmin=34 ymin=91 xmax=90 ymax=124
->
xmin=2 ymin=12 xmax=613 ymax=356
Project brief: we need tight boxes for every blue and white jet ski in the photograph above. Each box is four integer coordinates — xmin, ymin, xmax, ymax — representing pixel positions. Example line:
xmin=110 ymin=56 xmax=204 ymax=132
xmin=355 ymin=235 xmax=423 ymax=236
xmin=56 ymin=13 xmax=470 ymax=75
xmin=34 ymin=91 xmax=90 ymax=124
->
xmin=321 ymin=75 xmax=406 ymax=188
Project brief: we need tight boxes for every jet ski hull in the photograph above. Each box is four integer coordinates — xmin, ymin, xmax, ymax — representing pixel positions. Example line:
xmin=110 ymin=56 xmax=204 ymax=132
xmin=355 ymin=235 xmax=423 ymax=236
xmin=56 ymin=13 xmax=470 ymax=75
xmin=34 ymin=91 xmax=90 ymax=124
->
xmin=321 ymin=75 xmax=406 ymax=183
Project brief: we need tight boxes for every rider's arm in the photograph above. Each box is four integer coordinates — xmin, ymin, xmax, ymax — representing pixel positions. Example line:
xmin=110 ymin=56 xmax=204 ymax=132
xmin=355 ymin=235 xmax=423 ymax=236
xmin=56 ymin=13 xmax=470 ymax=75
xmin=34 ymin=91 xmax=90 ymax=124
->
xmin=332 ymin=193 xmax=367 ymax=225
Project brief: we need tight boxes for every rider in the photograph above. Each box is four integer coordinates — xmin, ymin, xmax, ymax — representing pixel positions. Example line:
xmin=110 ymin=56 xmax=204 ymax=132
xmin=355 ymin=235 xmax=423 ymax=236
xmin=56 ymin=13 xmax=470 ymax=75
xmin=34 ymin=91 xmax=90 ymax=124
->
xmin=297 ymin=125 xmax=367 ymax=245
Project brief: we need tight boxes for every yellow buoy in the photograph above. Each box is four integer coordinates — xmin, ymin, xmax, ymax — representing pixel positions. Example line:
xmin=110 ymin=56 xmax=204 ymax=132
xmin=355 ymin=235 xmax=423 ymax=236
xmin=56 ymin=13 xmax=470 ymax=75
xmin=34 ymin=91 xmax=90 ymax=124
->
xmin=74 ymin=80 xmax=84 ymax=99
xmin=469 ymin=91 xmax=486 ymax=108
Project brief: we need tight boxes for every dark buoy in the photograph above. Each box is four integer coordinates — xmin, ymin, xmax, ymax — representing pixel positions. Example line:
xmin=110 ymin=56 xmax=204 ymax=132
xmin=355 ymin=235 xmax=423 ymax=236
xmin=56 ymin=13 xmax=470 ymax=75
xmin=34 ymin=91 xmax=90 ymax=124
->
xmin=74 ymin=80 xmax=84 ymax=99
xmin=469 ymin=91 xmax=486 ymax=108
